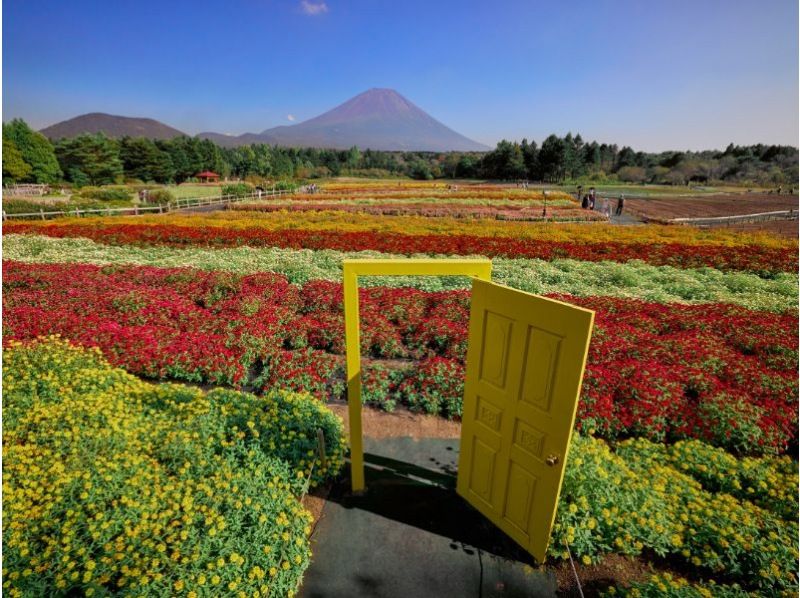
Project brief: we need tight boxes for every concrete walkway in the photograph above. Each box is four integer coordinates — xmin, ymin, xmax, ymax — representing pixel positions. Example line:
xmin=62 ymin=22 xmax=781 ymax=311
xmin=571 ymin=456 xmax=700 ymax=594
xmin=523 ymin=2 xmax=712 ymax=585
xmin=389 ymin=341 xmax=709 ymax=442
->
xmin=300 ymin=437 xmax=557 ymax=598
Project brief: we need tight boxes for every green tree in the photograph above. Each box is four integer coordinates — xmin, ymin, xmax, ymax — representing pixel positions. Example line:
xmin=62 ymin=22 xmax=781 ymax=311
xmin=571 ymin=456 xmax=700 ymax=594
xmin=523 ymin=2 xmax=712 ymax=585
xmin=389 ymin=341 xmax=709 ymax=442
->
xmin=480 ymin=140 xmax=526 ymax=179
xmin=3 ymin=119 xmax=62 ymax=183
xmin=55 ymin=134 xmax=123 ymax=185
xmin=120 ymin=137 xmax=174 ymax=183
xmin=521 ymin=139 xmax=539 ymax=180
xmin=538 ymin=135 xmax=566 ymax=182
xmin=2 ymin=137 xmax=32 ymax=182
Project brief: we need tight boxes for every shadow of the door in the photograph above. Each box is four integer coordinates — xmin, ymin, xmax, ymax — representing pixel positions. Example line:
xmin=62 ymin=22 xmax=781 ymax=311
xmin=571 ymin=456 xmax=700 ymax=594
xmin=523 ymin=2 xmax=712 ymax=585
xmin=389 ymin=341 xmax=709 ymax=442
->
xmin=316 ymin=452 xmax=535 ymax=566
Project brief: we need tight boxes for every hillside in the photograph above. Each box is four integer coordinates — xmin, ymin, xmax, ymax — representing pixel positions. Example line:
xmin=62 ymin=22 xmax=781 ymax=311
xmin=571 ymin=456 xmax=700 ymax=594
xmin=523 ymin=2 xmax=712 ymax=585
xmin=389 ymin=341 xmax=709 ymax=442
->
xmin=40 ymin=113 xmax=186 ymax=140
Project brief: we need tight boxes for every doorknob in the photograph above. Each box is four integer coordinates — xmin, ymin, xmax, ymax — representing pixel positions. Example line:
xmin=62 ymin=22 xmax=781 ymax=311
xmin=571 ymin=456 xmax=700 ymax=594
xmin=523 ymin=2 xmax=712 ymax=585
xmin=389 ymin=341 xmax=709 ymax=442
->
xmin=545 ymin=454 xmax=559 ymax=466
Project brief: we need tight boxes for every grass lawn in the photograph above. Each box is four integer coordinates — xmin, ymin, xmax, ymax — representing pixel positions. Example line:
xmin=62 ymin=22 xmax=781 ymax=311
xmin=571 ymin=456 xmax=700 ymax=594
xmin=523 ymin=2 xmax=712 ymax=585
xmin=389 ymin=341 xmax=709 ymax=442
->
xmin=168 ymin=183 xmax=224 ymax=198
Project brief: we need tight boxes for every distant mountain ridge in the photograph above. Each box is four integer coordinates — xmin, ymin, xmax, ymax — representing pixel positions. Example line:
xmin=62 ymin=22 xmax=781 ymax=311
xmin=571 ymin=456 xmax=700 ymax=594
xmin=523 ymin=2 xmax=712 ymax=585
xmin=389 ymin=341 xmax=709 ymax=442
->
xmin=201 ymin=89 xmax=489 ymax=151
xmin=40 ymin=113 xmax=186 ymax=140
xmin=39 ymin=89 xmax=489 ymax=151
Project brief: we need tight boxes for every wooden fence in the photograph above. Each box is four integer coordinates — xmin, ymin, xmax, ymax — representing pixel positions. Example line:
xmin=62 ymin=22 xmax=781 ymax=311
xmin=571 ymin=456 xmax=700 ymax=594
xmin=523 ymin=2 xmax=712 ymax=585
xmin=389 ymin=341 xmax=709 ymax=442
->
xmin=2 ymin=190 xmax=293 ymax=221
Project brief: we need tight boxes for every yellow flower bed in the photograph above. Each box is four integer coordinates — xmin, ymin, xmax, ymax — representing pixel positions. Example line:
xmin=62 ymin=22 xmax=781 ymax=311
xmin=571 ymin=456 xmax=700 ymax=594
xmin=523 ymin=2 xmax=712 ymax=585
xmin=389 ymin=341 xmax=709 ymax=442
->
xmin=554 ymin=436 xmax=798 ymax=594
xmin=2 ymin=338 xmax=346 ymax=597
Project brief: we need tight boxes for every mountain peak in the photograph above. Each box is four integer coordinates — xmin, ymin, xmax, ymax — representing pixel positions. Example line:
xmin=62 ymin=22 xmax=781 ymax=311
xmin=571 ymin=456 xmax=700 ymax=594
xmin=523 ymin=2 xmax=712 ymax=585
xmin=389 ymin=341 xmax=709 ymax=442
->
xmin=251 ymin=88 xmax=488 ymax=151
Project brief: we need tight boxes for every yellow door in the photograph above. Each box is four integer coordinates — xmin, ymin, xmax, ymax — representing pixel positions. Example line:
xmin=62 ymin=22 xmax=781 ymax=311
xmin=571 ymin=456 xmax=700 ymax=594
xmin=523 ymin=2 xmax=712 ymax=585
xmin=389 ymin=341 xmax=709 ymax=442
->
xmin=456 ymin=279 xmax=594 ymax=563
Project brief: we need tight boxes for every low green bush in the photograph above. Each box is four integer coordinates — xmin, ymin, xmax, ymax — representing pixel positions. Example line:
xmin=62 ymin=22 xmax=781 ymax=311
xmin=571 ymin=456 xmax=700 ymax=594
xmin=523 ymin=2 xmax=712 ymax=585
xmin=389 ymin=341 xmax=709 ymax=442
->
xmin=142 ymin=188 xmax=175 ymax=205
xmin=2 ymin=337 xmax=346 ymax=597
xmin=222 ymin=183 xmax=255 ymax=197
xmin=77 ymin=185 xmax=133 ymax=201
xmin=2 ymin=198 xmax=71 ymax=214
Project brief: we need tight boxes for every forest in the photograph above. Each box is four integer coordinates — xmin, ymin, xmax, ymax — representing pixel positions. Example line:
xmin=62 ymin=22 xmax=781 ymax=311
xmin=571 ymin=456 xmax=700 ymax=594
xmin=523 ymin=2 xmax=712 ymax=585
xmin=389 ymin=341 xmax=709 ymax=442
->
xmin=3 ymin=118 xmax=797 ymax=187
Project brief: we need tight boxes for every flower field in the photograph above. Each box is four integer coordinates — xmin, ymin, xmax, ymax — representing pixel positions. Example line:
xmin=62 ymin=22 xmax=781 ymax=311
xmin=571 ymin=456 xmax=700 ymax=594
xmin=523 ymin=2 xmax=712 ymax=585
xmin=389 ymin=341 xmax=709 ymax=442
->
xmin=4 ymin=260 xmax=796 ymax=456
xmin=3 ymin=181 xmax=798 ymax=595
xmin=3 ymin=338 xmax=345 ymax=597
xmin=228 ymin=183 xmax=599 ymax=221
xmin=5 ymin=210 xmax=796 ymax=273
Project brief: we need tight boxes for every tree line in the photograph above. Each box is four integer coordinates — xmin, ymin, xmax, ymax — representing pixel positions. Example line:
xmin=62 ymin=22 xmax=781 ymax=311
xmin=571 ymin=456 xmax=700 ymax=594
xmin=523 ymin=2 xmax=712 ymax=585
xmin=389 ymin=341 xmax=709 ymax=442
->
xmin=3 ymin=118 xmax=797 ymax=187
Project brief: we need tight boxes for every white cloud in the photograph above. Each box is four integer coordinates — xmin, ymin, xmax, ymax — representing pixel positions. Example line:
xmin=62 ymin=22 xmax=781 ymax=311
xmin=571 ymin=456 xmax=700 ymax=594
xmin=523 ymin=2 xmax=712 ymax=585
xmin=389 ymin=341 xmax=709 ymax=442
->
xmin=300 ymin=1 xmax=328 ymax=16
xmin=287 ymin=114 xmax=296 ymax=122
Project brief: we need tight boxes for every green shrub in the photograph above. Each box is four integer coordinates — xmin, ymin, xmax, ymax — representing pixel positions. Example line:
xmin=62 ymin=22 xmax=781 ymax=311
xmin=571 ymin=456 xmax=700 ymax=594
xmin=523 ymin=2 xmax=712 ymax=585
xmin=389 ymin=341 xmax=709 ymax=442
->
xmin=2 ymin=338 xmax=346 ymax=597
xmin=273 ymin=180 xmax=298 ymax=192
xmin=77 ymin=185 xmax=133 ymax=201
xmin=142 ymin=188 xmax=175 ymax=205
xmin=2 ymin=198 xmax=71 ymax=214
xmin=222 ymin=183 xmax=254 ymax=197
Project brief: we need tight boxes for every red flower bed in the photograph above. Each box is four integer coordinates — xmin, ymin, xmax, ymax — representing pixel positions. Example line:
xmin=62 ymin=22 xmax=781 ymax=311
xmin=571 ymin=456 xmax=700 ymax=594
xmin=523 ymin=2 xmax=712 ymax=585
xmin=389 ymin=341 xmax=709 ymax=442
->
xmin=4 ymin=261 xmax=796 ymax=453
xmin=5 ymin=221 xmax=794 ymax=273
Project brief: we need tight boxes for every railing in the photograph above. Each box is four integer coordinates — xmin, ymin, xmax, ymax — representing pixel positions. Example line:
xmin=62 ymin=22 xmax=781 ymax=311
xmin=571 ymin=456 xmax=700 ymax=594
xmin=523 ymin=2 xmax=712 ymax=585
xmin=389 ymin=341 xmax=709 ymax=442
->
xmin=2 ymin=189 xmax=294 ymax=221
xmin=670 ymin=209 xmax=798 ymax=227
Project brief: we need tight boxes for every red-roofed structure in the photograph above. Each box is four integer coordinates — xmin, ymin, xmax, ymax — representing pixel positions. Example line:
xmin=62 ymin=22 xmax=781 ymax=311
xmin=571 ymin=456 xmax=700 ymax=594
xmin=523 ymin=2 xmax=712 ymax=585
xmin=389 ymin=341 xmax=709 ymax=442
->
xmin=196 ymin=171 xmax=220 ymax=183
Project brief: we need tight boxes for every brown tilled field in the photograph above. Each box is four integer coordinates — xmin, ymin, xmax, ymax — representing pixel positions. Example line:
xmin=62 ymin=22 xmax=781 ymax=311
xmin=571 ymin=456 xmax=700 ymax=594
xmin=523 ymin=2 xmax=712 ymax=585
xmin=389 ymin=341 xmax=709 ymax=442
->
xmin=720 ymin=219 xmax=799 ymax=237
xmin=624 ymin=192 xmax=798 ymax=221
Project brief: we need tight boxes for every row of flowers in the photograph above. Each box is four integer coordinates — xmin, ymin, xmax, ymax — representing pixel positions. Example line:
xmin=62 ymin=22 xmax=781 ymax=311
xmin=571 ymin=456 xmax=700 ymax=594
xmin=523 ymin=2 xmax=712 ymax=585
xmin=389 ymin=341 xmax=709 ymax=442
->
xmin=8 ymin=339 xmax=794 ymax=595
xmin=8 ymin=208 xmax=793 ymax=248
xmin=3 ymin=337 xmax=346 ymax=597
xmin=4 ymin=261 xmax=796 ymax=454
xmin=6 ymin=234 xmax=796 ymax=311
xmin=227 ymin=202 xmax=599 ymax=222
xmin=289 ymin=185 xmax=575 ymax=202
xmin=5 ymin=220 xmax=795 ymax=273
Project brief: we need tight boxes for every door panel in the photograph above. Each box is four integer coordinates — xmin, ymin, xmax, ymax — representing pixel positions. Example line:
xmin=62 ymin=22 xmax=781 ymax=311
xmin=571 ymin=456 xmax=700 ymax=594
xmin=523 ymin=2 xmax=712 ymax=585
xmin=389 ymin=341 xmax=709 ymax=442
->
xmin=457 ymin=279 xmax=594 ymax=563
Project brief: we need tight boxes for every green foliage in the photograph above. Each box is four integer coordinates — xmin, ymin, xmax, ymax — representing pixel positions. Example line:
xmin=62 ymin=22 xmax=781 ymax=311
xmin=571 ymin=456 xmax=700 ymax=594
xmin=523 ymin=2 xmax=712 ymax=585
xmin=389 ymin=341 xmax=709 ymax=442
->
xmin=3 ymin=337 xmax=346 ymax=597
xmin=77 ymin=185 xmax=133 ymax=201
xmin=142 ymin=188 xmax=175 ymax=205
xmin=55 ymin=133 xmax=123 ymax=185
xmin=397 ymin=358 xmax=465 ymax=417
xmin=554 ymin=435 xmax=798 ymax=594
xmin=603 ymin=574 xmax=752 ymax=597
xmin=4 ymin=117 xmax=795 ymax=185
xmin=3 ymin=119 xmax=62 ymax=183
xmin=617 ymin=165 xmax=648 ymax=183
xmin=479 ymin=139 xmax=526 ymax=180
xmin=361 ymin=363 xmax=397 ymax=411
xmin=2 ymin=137 xmax=32 ymax=182
xmin=2 ymin=199 xmax=70 ymax=214
xmin=119 ymin=137 xmax=175 ymax=183
xmin=222 ymin=182 xmax=255 ymax=197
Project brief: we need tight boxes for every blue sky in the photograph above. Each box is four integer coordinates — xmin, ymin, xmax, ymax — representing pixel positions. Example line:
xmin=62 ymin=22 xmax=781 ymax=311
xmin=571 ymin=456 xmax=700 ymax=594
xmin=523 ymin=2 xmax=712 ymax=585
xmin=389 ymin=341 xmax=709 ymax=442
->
xmin=3 ymin=0 xmax=798 ymax=151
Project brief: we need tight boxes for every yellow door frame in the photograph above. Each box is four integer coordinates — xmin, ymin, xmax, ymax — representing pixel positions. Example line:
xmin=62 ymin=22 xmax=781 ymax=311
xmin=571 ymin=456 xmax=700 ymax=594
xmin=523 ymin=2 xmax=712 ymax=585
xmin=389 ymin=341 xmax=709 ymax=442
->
xmin=343 ymin=258 xmax=493 ymax=492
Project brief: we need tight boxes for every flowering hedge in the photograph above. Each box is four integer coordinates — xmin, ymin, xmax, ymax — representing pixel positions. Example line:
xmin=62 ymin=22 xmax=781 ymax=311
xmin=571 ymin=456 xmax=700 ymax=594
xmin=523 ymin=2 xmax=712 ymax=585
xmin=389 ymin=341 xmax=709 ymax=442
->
xmin=2 ymin=338 xmax=346 ymax=597
xmin=7 ymin=234 xmax=796 ymax=311
xmin=4 ymin=261 xmax=797 ymax=454
xmin=555 ymin=436 xmax=798 ymax=594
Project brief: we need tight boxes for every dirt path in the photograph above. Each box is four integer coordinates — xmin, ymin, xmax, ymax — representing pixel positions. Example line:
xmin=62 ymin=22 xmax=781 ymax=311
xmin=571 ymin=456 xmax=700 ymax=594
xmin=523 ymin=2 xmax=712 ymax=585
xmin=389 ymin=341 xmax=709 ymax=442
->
xmin=327 ymin=400 xmax=462 ymax=439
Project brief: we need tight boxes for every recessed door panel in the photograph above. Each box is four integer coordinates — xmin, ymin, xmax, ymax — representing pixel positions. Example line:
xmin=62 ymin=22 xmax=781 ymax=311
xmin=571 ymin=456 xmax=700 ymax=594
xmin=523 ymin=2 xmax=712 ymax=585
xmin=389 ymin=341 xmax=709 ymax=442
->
xmin=457 ymin=279 xmax=594 ymax=563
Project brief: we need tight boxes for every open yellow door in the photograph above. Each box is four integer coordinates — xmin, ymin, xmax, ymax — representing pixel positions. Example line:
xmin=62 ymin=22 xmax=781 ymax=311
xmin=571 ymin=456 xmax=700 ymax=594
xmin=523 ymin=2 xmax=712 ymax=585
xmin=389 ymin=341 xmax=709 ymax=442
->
xmin=456 ymin=279 xmax=594 ymax=563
